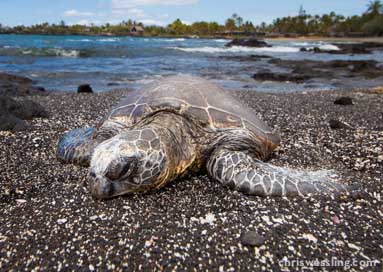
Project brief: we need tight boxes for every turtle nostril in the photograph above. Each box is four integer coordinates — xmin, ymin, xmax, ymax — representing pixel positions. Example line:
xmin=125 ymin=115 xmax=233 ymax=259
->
xmin=89 ymin=171 xmax=96 ymax=178
xmin=89 ymin=177 xmax=114 ymax=199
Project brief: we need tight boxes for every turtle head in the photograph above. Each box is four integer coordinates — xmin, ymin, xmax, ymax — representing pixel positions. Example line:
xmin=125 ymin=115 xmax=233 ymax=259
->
xmin=88 ymin=128 xmax=167 ymax=199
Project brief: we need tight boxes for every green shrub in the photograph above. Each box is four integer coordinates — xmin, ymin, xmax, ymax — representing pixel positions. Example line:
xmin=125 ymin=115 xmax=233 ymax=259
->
xmin=362 ymin=15 xmax=383 ymax=36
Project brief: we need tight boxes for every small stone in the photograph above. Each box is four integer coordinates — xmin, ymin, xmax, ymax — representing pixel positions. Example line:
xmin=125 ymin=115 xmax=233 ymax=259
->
xmin=240 ymin=231 xmax=266 ymax=247
xmin=329 ymin=119 xmax=351 ymax=129
xmin=77 ymin=84 xmax=93 ymax=93
xmin=200 ymin=213 xmax=215 ymax=225
xmin=57 ymin=218 xmax=67 ymax=224
xmin=334 ymin=96 xmax=353 ymax=105
xmin=301 ymin=233 xmax=318 ymax=243
xmin=332 ymin=216 xmax=341 ymax=225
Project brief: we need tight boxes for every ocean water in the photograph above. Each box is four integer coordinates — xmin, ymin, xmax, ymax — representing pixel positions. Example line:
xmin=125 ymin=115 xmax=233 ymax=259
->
xmin=0 ymin=34 xmax=383 ymax=92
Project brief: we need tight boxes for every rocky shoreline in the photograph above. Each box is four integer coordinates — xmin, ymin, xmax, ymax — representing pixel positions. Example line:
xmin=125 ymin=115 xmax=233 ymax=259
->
xmin=0 ymin=72 xmax=382 ymax=271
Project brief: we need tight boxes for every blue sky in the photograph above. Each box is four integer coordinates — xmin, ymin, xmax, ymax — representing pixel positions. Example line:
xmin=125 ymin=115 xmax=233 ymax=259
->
xmin=0 ymin=0 xmax=371 ymax=26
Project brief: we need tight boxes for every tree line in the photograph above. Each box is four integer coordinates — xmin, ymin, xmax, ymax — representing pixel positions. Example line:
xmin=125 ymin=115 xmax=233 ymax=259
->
xmin=0 ymin=1 xmax=382 ymax=37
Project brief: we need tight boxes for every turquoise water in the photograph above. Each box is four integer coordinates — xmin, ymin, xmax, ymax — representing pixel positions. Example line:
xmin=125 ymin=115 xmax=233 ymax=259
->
xmin=0 ymin=34 xmax=383 ymax=92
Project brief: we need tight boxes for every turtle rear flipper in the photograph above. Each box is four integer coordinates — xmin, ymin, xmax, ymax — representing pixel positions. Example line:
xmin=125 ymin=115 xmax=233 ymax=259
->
xmin=57 ymin=127 xmax=97 ymax=166
xmin=208 ymin=148 xmax=360 ymax=197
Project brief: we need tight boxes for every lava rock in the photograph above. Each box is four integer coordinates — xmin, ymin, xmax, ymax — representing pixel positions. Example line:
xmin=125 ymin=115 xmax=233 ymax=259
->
xmin=240 ymin=231 xmax=266 ymax=247
xmin=329 ymin=119 xmax=351 ymax=129
xmin=302 ymin=42 xmax=383 ymax=55
xmin=226 ymin=38 xmax=271 ymax=48
xmin=77 ymin=84 xmax=94 ymax=93
xmin=334 ymin=97 xmax=353 ymax=105
xmin=107 ymin=82 xmax=120 ymax=87
xmin=0 ymin=96 xmax=49 ymax=120
xmin=0 ymin=113 xmax=30 ymax=131
xmin=0 ymin=72 xmax=48 ymax=96
xmin=253 ymin=70 xmax=310 ymax=83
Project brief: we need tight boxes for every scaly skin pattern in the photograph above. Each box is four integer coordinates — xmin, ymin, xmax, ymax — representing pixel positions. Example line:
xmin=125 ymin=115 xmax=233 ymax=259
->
xmin=87 ymin=112 xmax=199 ymax=199
xmin=56 ymin=127 xmax=96 ymax=166
xmin=207 ymin=148 xmax=355 ymax=197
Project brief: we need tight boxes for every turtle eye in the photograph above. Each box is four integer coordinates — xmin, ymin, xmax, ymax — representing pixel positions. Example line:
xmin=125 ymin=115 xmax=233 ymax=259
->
xmin=119 ymin=157 xmax=137 ymax=179
xmin=106 ymin=157 xmax=137 ymax=181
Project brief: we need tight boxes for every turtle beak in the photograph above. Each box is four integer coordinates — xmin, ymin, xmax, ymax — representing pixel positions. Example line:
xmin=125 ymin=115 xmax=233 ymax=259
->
xmin=88 ymin=172 xmax=114 ymax=199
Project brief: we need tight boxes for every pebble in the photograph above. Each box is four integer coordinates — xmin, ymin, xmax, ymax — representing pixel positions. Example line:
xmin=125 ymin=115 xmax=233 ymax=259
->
xmin=57 ymin=218 xmax=67 ymax=224
xmin=240 ymin=231 xmax=266 ymax=247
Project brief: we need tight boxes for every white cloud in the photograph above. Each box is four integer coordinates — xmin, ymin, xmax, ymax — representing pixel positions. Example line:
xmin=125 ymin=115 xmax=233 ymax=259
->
xmin=64 ymin=10 xmax=94 ymax=17
xmin=113 ymin=7 xmax=147 ymax=17
xmin=140 ymin=19 xmax=166 ymax=26
xmin=69 ymin=19 xmax=102 ymax=26
xmin=75 ymin=19 xmax=91 ymax=25
xmin=112 ymin=0 xmax=199 ymax=9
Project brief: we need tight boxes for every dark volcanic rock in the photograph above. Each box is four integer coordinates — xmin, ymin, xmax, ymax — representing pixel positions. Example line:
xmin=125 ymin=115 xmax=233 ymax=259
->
xmin=77 ymin=84 xmax=93 ymax=93
xmin=226 ymin=38 xmax=271 ymax=48
xmin=301 ymin=42 xmax=383 ymax=55
xmin=0 ymin=96 xmax=48 ymax=120
xmin=0 ymin=72 xmax=34 ymax=85
xmin=0 ymin=96 xmax=48 ymax=131
xmin=329 ymin=119 xmax=351 ymax=129
xmin=240 ymin=231 xmax=266 ymax=247
xmin=334 ymin=96 xmax=353 ymax=105
xmin=0 ymin=113 xmax=30 ymax=131
xmin=253 ymin=70 xmax=311 ymax=83
xmin=267 ymin=58 xmax=383 ymax=81
xmin=0 ymin=72 xmax=47 ymax=96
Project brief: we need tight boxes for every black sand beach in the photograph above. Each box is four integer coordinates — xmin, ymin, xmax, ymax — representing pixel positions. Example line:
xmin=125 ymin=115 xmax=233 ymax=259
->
xmin=0 ymin=78 xmax=382 ymax=271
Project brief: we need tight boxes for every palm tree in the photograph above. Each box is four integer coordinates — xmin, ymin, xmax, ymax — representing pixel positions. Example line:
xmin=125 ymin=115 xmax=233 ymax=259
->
xmin=366 ymin=0 xmax=382 ymax=16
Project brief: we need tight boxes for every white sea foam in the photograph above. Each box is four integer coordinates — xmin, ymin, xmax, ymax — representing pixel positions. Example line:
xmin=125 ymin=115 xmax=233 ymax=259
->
xmin=21 ymin=48 xmax=80 ymax=57
xmin=169 ymin=45 xmax=300 ymax=53
xmin=214 ymin=39 xmax=229 ymax=43
xmin=292 ymin=42 xmax=311 ymax=46
xmin=67 ymin=39 xmax=92 ymax=42
xmin=161 ymin=38 xmax=186 ymax=42
xmin=99 ymin=38 xmax=119 ymax=42
xmin=318 ymin=44 xmax=340 ymax=51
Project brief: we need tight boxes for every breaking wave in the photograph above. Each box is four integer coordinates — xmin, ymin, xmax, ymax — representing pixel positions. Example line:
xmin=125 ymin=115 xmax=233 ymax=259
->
xmin=0 ymin=46 xmax=80 ymax=57
xmin=169 ymin=45 xmax=300 ymax=53
xmin=317 ymin=44 xmax=340 ymax=51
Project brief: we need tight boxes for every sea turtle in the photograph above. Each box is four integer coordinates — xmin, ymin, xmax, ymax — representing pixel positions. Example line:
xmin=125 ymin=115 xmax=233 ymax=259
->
xmin=57 ymin=75 xmax=356 ymax=199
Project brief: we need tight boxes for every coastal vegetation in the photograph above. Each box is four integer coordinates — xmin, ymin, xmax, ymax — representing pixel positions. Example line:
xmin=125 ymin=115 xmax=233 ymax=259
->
xmin=0 ymin=1 xmax=383 ymax=37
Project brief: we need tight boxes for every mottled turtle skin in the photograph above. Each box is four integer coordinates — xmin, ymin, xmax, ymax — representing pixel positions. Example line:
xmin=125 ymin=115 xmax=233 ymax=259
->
xmin=57 ymin=75 xmax=356 ymax=199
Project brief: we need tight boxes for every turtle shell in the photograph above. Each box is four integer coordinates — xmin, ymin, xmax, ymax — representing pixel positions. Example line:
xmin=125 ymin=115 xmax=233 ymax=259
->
xmin=104 ymin=75 xmax=280 ymax=147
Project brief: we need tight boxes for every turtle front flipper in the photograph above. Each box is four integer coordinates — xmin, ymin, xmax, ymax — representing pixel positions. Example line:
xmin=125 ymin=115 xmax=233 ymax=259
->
xmin=207 ymin=148 xmax=360 ymax=197
xmin=57 ymin=127 xmax=97 ymax=166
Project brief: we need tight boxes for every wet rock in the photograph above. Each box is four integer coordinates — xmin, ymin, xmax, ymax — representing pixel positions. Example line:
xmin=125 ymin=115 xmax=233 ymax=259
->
xmin=250 ymin=54 xmax=272 ymax=59
xmin=253 ymin=70 xmax=310 ymax=83
xmin=226 ymin=38 xmax=271 ymax=48
xmin=329 ymin=119 xmax=352 ymax=129
xmin=0 ymin=72 xmax=34 ymax=85
xmin=334 ymin=97 xmax=353 ymax=105
xmin=240 ymin=231 xmax=266 ymax=247
xmin=302 ymin=42 xmax=383 ymax=55
xmin=0 ymin=72 xmax=48 ymax=96
xmin=77 ymin=84 xmax=93 ymax=93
